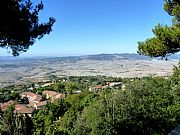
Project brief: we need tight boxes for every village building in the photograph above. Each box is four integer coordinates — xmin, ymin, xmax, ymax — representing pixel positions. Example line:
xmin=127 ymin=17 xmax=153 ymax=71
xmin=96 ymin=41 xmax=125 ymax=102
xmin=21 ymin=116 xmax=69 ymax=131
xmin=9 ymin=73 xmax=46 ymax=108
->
xmin=89 ymin=85 xmax=103 ymax=92
xmin=42 ymin=90 xmax=65 ymax=102
xmin=20 ymin=92 xmax=43 ymax=103
xmin=106 ymin=82 xmax=122 ymax=87
xmin=1 ymin=90 xmax=65 ymax=117
xmin=0 ymin=101 xmax=35 ymax=117
xmin=15 ymin=104 xmax=27 ymax=111
xmin=33 ymin=101 xmax=47 ymax=110
xmin=15 ymin=107 xmax=35 ymax=117
xmin=41 ymin=82 xmax=54 ymax=88
xmin=27 ymin=100 xmax=47 ymax=110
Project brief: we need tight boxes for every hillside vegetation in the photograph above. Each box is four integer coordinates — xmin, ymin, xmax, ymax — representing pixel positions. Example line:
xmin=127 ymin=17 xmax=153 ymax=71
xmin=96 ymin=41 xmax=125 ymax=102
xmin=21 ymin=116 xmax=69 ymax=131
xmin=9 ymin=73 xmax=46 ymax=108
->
xmin=0 ymin=63 xmax=180 ymax=135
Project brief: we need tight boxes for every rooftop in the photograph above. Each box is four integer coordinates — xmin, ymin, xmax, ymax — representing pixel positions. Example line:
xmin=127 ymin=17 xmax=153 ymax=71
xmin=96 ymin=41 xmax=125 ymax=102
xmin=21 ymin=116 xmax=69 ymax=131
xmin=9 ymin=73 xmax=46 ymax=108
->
xmin=20 ymin=92 xmax=37 ymax=98
xmin=16 ymin=107 xmax=35 ymax=114
xmin=42 ymin=90 xmax=59 ymax=97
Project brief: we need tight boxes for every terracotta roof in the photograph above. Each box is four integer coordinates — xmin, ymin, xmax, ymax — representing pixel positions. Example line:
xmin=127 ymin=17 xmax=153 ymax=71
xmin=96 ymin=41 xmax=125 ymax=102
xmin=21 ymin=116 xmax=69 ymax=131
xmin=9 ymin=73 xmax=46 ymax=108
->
xmin=0 ymin=100 xmax=15 ymax=111
xmin=42 ymin=90 xmax=58 ymax=97
xmin=95 ymin=86 xmax=102 ymax=89
xmin=32 ymin=95 xmax=43 ymax=102
xmin=15 ymin=104 xmax=26 ymax=111
xmin=55 ymin=93 xmax=65 ymax=99
xmin=36 ymin=101 xmax=47 ymax=107
xmin=20 ymin=92 xmax=37 ymax=98
xmin=17 ymin=107 xmax=35 ymax=114
xmin=27 ymin=102 xmax=34 ymax=108
xmin=20 ymin=92 xmax=42 ymax=103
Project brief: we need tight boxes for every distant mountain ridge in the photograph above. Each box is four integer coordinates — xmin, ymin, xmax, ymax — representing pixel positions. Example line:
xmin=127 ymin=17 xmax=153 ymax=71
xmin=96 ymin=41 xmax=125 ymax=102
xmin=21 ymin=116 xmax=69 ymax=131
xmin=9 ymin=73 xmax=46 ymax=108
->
xmin=80 ymin=53 xmax=151 ymax=61
xmin=0 ymin=53 xmax=179 ymax=62
xmin=29 ymin=53 xmax=180 ymax=61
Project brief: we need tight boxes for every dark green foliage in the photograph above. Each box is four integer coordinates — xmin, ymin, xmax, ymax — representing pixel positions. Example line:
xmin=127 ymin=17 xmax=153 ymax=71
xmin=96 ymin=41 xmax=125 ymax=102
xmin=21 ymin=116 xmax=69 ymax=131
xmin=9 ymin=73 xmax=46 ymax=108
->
xmin=49 ymin=92 xmax=99 ymax=134
xmin=32 ymin=100 xmax=70 ymax=134
xmin=1 ymin=74 xmax=180 ymax=135
xmin=24 ymin=114 xmax=34 ymax=135
xmin=0 ymin=0 xmax=55 ymax=56
xmin=10 ymin=92 xmax=20 ymax=100
xmin=65 ymin=82 xmax=80 ymax=94
xmin=73 ymin=75 xmax=180 ymax=135
xmin=0 ymin=84 xmax=29 ymax=102
xmin=0 ymin=105 xmax=33 ymax=135
xmin=164 ymin=0 xmax=180 ymax=26
xmin=121 ymin=78 xmax=178 ymax=135
xmin=171 ymin=62 xmax=180 ymax=86
xmin=0 ymin=105 xmax=15 ymax=134
xmin=170 ymin=62 xmax=180 ymax=103
xmin=138 ymin=0 xmax=180 ymax=58
xmin=73 ymin=97 xmax=116 ymax=135
xmin=52 ymin=83 xmax=65 ymax=93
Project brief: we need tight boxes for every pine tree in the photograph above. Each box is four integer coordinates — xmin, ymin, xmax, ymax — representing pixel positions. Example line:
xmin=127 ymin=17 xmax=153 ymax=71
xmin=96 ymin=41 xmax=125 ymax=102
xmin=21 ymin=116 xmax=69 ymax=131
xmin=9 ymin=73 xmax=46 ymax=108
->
xmin=138 ymin=0 xmax=180 ymax=58
xmin=0 ymin=0 xmax=55 ymax=56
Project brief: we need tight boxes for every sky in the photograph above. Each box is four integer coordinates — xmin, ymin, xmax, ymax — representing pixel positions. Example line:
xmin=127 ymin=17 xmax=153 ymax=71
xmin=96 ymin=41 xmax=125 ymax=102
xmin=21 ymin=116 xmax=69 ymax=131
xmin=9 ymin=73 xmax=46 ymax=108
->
xmin=0 ymin=0 xmax=172 ymax=56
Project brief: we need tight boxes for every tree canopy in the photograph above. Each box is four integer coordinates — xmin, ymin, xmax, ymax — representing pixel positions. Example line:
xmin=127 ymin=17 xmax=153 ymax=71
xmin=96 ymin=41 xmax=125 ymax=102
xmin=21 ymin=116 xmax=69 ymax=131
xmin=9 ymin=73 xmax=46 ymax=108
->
xmin=0 ymin=0 xmax=55 ymax=56
xmin=1 ymin=74 xmax=180 ymax=134
xmin=137 ymin=0 xmax=180 ymax=58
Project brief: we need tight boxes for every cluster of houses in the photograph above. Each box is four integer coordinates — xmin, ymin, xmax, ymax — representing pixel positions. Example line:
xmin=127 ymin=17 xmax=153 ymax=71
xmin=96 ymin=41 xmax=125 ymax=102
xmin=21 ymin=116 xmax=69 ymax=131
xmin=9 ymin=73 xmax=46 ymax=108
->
xmin=89 ymin=81 xmax=122 ymax=92
xmin=0 ymin=80 xmax=123 ymax=117
xmin=0 ymin=90 xmax=65 ymax=117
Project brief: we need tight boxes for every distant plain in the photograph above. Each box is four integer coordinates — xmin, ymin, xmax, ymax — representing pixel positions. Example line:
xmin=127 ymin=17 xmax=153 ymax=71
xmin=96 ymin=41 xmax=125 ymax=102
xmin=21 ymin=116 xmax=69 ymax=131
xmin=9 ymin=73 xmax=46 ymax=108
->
xmin=0 ymin=54 xmax=178 ymax=87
